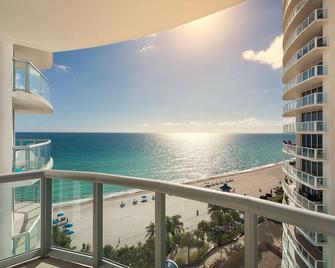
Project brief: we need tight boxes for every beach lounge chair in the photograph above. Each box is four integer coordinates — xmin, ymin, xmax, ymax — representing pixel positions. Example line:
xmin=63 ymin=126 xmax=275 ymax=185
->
xmin=120 ymin=201 xmax=125 ymax=208
xmin=132 ymin=199 xmax=138 ymax=205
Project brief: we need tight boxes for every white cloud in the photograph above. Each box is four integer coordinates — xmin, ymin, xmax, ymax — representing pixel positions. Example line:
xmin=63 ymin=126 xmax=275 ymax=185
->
xmin=138 ymin=44 xmax=159 ymax=53
xmin=272 ymin=118 xmax=295 ymax=126
xmin=218 ymin=117 xmax=264 ymax=127
xmin=145 ymin=33 xmax=157 ymax=38
xmin=54 ymin=64 xmax=71 ymax=73
xmin=137 ymin=123 xmax=151 ymax=127
xmin=242 ymin=34 xmax=283 ymax=70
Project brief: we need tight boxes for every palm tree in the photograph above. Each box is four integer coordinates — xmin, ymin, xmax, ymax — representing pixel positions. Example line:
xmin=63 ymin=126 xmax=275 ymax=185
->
xmin=145 ymin=221 xmax=155 ymax=239
xmin=166 ymin=215 xmax=184 ymax=238
xmin=194 ymin=220 xmax=209 ymax=255
xmin=180 ymin=231 xmax=197 ymax=264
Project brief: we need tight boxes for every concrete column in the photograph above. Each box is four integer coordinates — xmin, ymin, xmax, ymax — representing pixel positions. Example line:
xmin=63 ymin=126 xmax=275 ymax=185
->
xmin=0 ymin=38 xmax=14 ymax=258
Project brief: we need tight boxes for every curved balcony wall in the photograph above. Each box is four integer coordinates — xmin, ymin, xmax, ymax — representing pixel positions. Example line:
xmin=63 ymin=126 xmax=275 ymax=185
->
xmin=13 ymin=139 xmax=52 ymax=172
xmin=297 ymin=227 xmax=327 ymax=246
xmin=283 ymin=65 xmax=327 ymax=98
xmin=282 ymin=143 xmax=327 ymax=161
xmin=13 ymin=59 xmax=50 ymax=102
xmin=283 ymin=37 xmax=328 ymax=78
xmin=282 ymin=162 xmax=327 ymax=189
xmin=283 ymin=0 xmax=309 ymax=34
xmin=283 ymin=92 xmax=326 ymax=117
xmin=282 ymin=178 xmax=327 ymax=213
xmin=284 ymin=9 xmax=328 ymax=54
xmin=283 ymin=121 xmax=327 ymax=134
xmin=282 ymin=223 xmax=326 ymax=268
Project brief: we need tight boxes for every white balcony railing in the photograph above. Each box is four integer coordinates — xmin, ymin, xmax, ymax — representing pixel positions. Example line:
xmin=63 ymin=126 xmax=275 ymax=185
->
xmin=13 ymin=139 xmax=51 ymax=172
xmin=283 ymin=92 xmax=326 ymax=114
xmin=13 ymin=59 xmax=51 ymax=103
xmin=283 ymin=121 xmax=327 ymax=133
xmin=282 ymin=223 xmax=326 ymax=268
xmin=283 ymin=0 xmax=309 ymax=33
xmin=283 ymin=37 xmax=328 ymax=74
xmin=283 ymin=65 xmax=328 ymax=94
xmin=284 ymin=9 xmax=328 ymax=53
xmin=282 ymin=162 xmax=327 ymax=189
xmin=282 ymin=143 xmax=327 ymax=161
xmin=282 ymin=179 xmax=327 ymax=213
xmin=297 ymin=227 xmax=327 ymax=246
xmin=1 ymin=170 xmax=335 ymax=268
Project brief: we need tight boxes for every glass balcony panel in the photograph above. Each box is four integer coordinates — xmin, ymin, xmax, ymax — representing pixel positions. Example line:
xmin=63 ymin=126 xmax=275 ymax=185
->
xmin=166 ymin=196 xmax=248 ymax=268
xmin=52 ymin=179 xmax=93 ymax=255
xmin=13 ymin=59 xmax=51 ymax=103
xmin=13 ymin=139 xmax=51 ymax=172
xmin=12 ymin=180 xmax=41 ymax=256
xmin=102 ymin=185 xmax=155 ymax=267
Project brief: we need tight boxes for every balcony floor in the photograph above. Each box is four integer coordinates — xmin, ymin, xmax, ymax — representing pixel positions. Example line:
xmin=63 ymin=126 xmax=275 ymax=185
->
xmin=13 ymin=257 xmax=88 ymax=268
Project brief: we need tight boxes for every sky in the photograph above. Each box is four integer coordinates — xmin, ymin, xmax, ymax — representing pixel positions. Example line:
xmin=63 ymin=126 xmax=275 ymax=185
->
xmin=16 ymin=0 xmax=287 ymax=133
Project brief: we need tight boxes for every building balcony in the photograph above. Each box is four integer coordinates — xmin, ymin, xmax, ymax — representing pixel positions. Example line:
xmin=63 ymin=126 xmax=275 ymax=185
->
xmin=282 ymin=161 xmax=327 ymax=190
xmin=12 ymin=59 xmax=53 ymax=114
xmin=297 ymin=226 xmax=327 ymax=247
xmin=282 ymin=178 xmax=327 ymax=213
xmin=282 ymin=223 xmax=325 ymax=268
xmin=283 ymin=9 xmax=328 ymax=64
xmin=1 ymin=170 xmax=335 ymax=268
xmin=13 ymin=139 xmax=52 ymax=172
xmin=282 ymin=143 xmax=327 ymax=161
xmin=283 ymin=37 xmax=328 ymax=83
xmin=283 ymin=0 xmax=298 ymax=24
xmin=283 ymin=65 xmax=327 ymax=100
xmin=283 ymin=121 xmax=327 ymax=134
xmin=283 ymin=92 xmax=326 ymax=117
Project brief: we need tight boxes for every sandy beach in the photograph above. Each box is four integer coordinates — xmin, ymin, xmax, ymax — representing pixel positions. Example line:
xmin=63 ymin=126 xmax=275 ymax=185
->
xmin=53 ymin=163 xmax=284 ymax=249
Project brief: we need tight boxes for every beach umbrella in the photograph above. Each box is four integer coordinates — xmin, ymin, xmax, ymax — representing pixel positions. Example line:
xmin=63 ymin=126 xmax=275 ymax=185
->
xmin=220 ymin=183 xmax=232 ymax=192
xmin=66 ymin=230 xmax=75 ymax=235
xmin=57 ymin=212 xmax=64 ymax=217
xmin=166 ymin=260 xmax=179 ymax=268
xmin=64 ymin=223 xmax=74 ymax=228
xmin=52 ymin=219 xmax=59 ymax=225
xmin=141 ymin=195 xmax=147 ymax=198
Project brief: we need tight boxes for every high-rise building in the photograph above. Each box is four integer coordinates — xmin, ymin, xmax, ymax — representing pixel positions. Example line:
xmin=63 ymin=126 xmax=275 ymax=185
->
xmin=282 ymin=0 xmax=335 ymax=266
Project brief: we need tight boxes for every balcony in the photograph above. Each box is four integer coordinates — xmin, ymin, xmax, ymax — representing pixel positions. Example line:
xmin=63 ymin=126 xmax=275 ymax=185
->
xmin=282 ymin=223 xmax=325 ymax=268
xmin=283 ymin=65 xmax=327 ymax=100
xmin=13 ymin=139 xmax=52 ymax=172
xmin=282 ymin=161 xmax=327 ymax=190
xmin=283 ymin=9 xmax=328 ymax=62
xmin=283 ymin=92 xmax=326 ymax=117
xmin=283 ymin=37 xmax=328 ymax=83
xmin=282 ymin=178 xmax=327 ymax=213
xmin=283 ymin=121 xmax=327 ymax=134
xmin=12 ymin=59 xmax=53 ymax=114
xmin=282 ymin=143 xmax=327 ymax=161
xmin=297 ymin=227 xmax=327 ymax=246
xmin=1 ymin=170 xmax=335 ymax=268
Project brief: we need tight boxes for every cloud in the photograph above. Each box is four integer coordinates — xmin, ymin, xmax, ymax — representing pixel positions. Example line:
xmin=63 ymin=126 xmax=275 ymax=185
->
xmin=218 ymin=117 xmax=264 ymax=127
xmin=138 ymin=44 xmax=159 ymax=53
xmin=242 ymin=34 xmax=283 ymax=69
xmin=137 ymin=123 xmax=151 ymax=127
xmin=145 ymin=33 xmax=158 ymax=38
xmin=54 ymin=64 xmax=71 ymax=73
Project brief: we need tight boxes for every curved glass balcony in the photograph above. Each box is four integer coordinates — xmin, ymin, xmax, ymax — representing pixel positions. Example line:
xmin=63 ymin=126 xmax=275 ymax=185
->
xmin=283 ymin=65 xmax=328 ymax=94
xmin=284 ymin=0 xmax=309 ymax=33
xmin=13 ymin=139 xmax=51 ymax=172
xmin=13 ymin=59 xmax=50 ymax=103
xmin=282 ymin=223 xmax=326 ymax=268
xmin=282 ymin=162 xmax=327 ymax=189
xmin=283 ymin=93 xmax=326 ymax=114
xmin=283 ymin=121 xmax=327 ymax=133
xmin=284 ymin=37 xmax=328 ymax=74
xmin=282 ymin=178 xmax=327 ymax=213
xmin=284 ymin=9 xmax=328 ymax=52
xmin=282 ymin=143 xmax=327 ymax=161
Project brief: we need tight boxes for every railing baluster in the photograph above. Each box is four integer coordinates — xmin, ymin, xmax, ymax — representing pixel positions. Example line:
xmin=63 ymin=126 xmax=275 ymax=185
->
xmin=41 ymin=176 xmax=52 ymax=257
xmin=93 ymin=182 xmax=103 ymax=268
xmin=244 ymin=209 xmax=258 ymax=268
xmin=155 ymin=192 xmax=166 ymax=268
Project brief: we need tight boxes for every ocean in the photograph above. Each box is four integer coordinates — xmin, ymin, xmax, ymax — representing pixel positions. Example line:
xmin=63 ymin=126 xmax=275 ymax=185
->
xmin=16 ymin=133 xmax=294 ymax=203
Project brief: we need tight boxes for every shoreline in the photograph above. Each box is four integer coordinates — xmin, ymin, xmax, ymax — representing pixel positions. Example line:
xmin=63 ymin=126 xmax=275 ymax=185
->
xmin=53 ymin=161 xmax=283 ymax=209
xmin=52 ymin=163 xmax=284 ymax=248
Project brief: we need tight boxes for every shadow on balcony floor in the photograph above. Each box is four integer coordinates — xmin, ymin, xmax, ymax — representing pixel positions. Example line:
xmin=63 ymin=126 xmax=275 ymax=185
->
xmin=14 ymin=257 xmax=89 ymax=268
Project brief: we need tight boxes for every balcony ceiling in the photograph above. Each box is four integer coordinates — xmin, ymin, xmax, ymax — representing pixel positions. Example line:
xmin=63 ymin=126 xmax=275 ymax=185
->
xmin=0 ymin=0 xmax=245 ymax=52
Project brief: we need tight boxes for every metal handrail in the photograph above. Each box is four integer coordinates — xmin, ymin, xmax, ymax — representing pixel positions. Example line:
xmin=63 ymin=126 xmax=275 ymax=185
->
xmin=282 ymin=143 xmax=327 ymax=161
xmin=1 ymin=170 xmax=335 ymax=268
xmin=283 ymin=92 xmax=326 ymax=114
xmin=283 ymin=121 xmax=327 ymax=133
xmin=282 ymin=161 xmax=327 ymax=189
xmin=282 ymin=179 xmax=327 ymax=213
xmin=13 ymin=58 xmax=48 ymax=82
xmin=14 ymin=139 xmax=51 ymax=150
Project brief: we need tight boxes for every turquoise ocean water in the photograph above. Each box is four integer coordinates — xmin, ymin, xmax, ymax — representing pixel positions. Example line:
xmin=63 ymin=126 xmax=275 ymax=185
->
xmin=16 ymin=133 xmax=294 ymax=203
